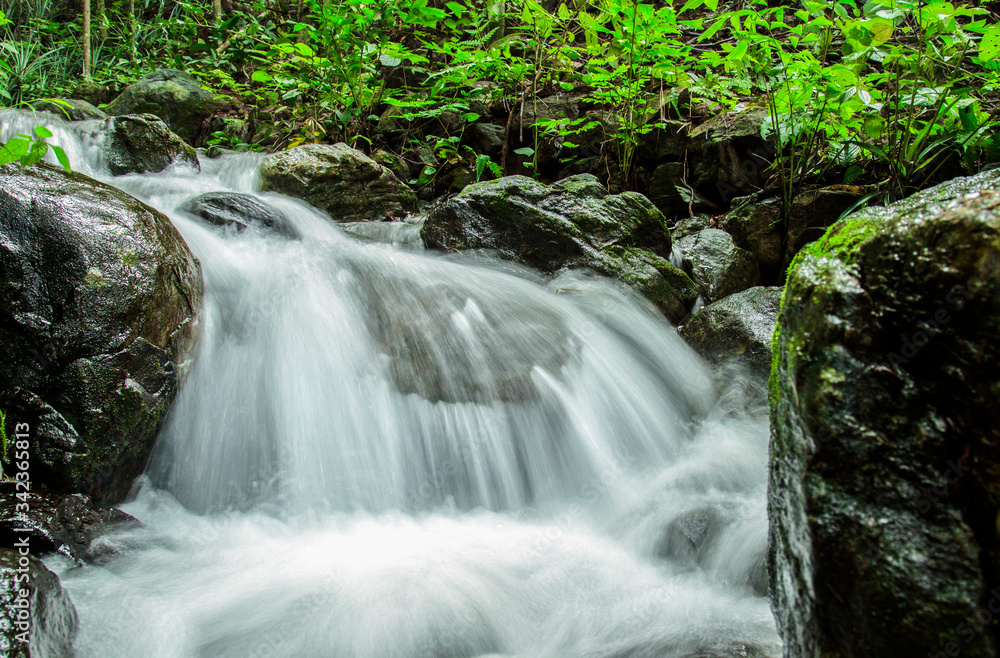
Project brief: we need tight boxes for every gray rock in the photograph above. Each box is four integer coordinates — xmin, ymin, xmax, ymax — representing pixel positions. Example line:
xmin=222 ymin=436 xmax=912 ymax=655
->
xmin=260 ymin=143 xmax=417 ymax=222
xmin=0 ymin=548 xmax=78 ymax=658
xmin=671 ymin=215 xmax=713 ymax=241
xmin=30 ymin=98 xmax=108 ymax=121
xmin=0 ymin=163 xmax=202 ymax=503
xmin=421 ymin=174 xmax=688 ymax=317
xmin=106 ymin=68 xmax=232 ymax=144
xmin=465 ymin=122 xmax=506 ymax=156
xmin=722 ymin=197 xmax=783 ymax=284
xmin=679 ymin=286 xmax=781 ymax=376
xmin=769 ymin=168 xmax=1000 ymax=657
xmin=105 ymin=114 xmax=200 ymax=176
xmin=675 ymin=228 xmax=759 ymax=302
xmin=180 ymin=192 xmax=299 ymax=238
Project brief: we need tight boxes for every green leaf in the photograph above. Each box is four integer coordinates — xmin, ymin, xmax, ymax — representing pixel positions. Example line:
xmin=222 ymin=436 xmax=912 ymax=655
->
xmin=0 ymin=137 xmax=31 ymax=161
xmin=514 ymin=147 xmax=535 ymax=157
xmin=980 ymin=25 xmax=1000 ymax=61
xmin=34 ymin=126 xmax=53 ymax=139
xmin=843 ymin=164 xmax=864 ymax=184
xmin=379 ymin=54 xmax=403 ymax=67
xmin=51 ymin=145 xmax=71 ymax=173
xmin=251 ymin=71 xmax=273 ymax=83
xmin=446 ymin=1 xmax=464 ymax=17
xmin=20 ymin=142 xmax=48 ymax=167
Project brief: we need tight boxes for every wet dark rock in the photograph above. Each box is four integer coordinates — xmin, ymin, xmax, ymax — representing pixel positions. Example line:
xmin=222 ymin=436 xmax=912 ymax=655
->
xmin=687 ymin=108 xmax=771 ymax=206
xmin=680 ymin=286 xmax=781 ymax=377
xmin=0 ymin=163 xmax=202 ymax=503
xmin=585 ymin=246 xmax=698 ymax=324
xmin=465 ymin=122 xmax=506 ymax=157
xmin=106 ymin=68 xmax=232 ymax=144
xmin=0 ymin=548 xmax=78 ymax=657
xmin=105 ymin=114 xmax=200 ymax=176
xmin=421 ymin=174 xmax=685 ymax=316
xmin=671 ymin=215 xmax=713 ymax=241
xmin=785 ymin=186 xmax=866 ymax=264
xmin=675 ymin=229 xmax=759 ymax=302
xmin=0 ymin=483 xmax=137 ymax=563
xmin=769 ymin=168 xmax=1000 ymax=657
xmin=180 ymin=192 xmax=299 ymax=238
xmin=30 ymin=98 xmax=108 ymax=121
xmin=422 ymin=174 xmax=670 ymax=270
xmin=260 ymin=143 xmax=417 ymax=222
xmin=646 ymin=162 xmax=690 ymax=219
xmin=722 ymin=197 xmax=783 ymax=284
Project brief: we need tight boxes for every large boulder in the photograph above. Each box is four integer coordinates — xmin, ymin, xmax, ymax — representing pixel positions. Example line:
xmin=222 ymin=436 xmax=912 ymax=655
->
xmin=675 ymin=228 xmax=759 ymax=302
xmin=769 ymin=169 xmax=1000 ymax=657
xmin=179 ymin=192 xmax=299 ymax=238
xmin=0 ymin=548 xmax=78 ymax=657
xmin=0 ymin=163 xmax=202 ymax=503
xmin=260 ymin=143 xmax=417 ymax=222
xmin=679 ymin=286 xmax=781 ymax=377
xmin=106 ymin=69 xmax=232 ymax=144
xmin=105 ymin=114 xmax=200 ymax=176
xmin=421 ymin=174 xmax=689 ymax=316
xmin=422 ymin=174 xmax=670 ymax=271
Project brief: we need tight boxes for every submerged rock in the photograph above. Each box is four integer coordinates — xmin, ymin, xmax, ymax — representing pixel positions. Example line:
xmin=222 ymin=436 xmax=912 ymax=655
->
xmin=0 ymin=483 xmax=137 ymax=563
xmin=106 ymin=68 xmax=232 ymax=144
xmin=769 ymin=168 xmax=1000 ymax=656
xmin=0 ymin=163 xmax=202 ymax=503
xmin=675 ymin=228 xmax=759 ymax=302
xmin=260 ymin=143 xmax=417 ymax=222
xmin=105 ymin=114 xmax=200 ymax=176
xmin=0 ymin=548 xmax=78 ymax=658
xmin=180 ymin=192 xmax=299 ymax=238
xmin=680 ymin=286 xmax=781 ymax=377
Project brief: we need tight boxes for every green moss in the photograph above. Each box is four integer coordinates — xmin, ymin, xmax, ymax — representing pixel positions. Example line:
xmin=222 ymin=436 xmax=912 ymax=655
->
xmin=83 ymin=267 xmax=107 ymax=288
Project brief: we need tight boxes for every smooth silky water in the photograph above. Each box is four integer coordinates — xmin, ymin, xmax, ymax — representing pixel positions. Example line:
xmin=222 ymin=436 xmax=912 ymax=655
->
xmin=1 ymin=111 xmax=780 ymax=657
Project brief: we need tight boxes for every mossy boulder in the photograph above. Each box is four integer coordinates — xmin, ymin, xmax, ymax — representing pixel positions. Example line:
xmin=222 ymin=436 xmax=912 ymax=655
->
xmin=422 ymin=174 xmax=686 ymax=316
xmin=106 ymin=68 xmax=232 ymax=144
xmin=260 ymin=143 xmax=417 ymax=222
xmin=30 ymin=98 xmax=108 ymax=121
xmin=768 ymin=168 xmax=1000 ymax=657
xmin=0 ymin=548 xmax=78 ymax=657
xmin=105 ymin=114 xmax=200 ymax=176
xmin=675 ymin=228 xmax=759 ymax=302
xmin=422 ymin=174 xmax=671 ymax=270
xmin=0 ymin=163 xmax=202 ymax=503
xmin=679 ymin=286 xmax=781 ymax=376
xmin=586 ymin=246 xmax=698 ymax=323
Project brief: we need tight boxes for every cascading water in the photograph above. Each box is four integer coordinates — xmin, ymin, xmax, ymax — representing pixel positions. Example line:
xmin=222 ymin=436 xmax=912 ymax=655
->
xmin=1 ymin=110 xmax=780 ymax=657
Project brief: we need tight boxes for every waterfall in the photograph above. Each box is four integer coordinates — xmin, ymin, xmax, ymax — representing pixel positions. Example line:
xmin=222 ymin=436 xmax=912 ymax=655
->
xmin=1 ymin=110 xmax=780 ymax=657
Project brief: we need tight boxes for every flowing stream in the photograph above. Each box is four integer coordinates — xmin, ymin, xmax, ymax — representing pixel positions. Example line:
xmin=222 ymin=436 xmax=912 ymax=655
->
xmin=2 ymin=111 xmax=780 ymax=657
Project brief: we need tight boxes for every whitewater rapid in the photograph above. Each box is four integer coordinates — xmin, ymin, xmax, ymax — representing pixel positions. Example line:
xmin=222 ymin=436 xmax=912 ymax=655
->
xmin=1 ymin=110 xmax=779 ymax=657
